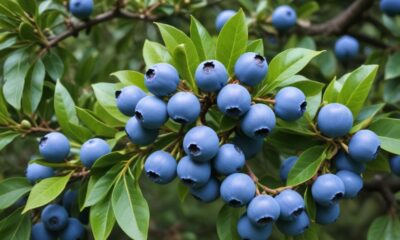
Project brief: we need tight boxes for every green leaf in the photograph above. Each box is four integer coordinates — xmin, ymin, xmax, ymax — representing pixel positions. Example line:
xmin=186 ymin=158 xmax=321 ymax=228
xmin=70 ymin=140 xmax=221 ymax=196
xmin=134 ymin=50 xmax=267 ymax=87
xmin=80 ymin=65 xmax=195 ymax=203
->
xmin=304 ymin=187 xmax=316 ymax=220
xmin=173 ymin=44 xmax=198 ymax=93
xmin=0 ymin=208 xmax=31 ymax=240
xmin=337 ymin=65 xmax=378 ymax=117
xmin=297 ymin=1 xmax=319 ymax=18
xmin=0 ymin=36 xmax=17 ymax=51
xmin=110 ymin=70 xmax=147 ymax=91
xmin=378 ymin=137 xmax=400 ymax=155
xmin=190 ymin=16 xmax=215 ymax=60
xmin=351 ymin=104 xmax=385 ymax=133
xmin=142 ymin=40 xmax=173 ymax=68
xmin=0 ymin=177 xmax=31 ymax=210
xmin=112 ymin=172 xmax=149 ymax=240
xmin=385 ymin=52 xmax=400 ymax=80
xmin=23 ymin=172 xmax=72 ymax=213
xmin=216 ymin=9 xmax=248 ymax=74
xmin=367 ymin=215 xmax=400 ymax=240
xmin=177 ymin=181 xmax=189 ymax=203
xmin=246 ymin=39 xmax=264 ymax=54
xmin=216 ymin=205 xmax=241 ymax=240
xmin=17 ymin=0 xmax=38 ymax=16
xmin=42 ymin=51 xmax=64 ymax=81
xmin=91 ymin=152 xmax=126 ymax=169
xmin=366 ymin=152 xmax=390 ymax=173
xmin=370 ymin=118 xmax=400 ymax=138
xmin=294 ymin=223 xmax=319 ymax=240
xmin=22 ymin=59 xmax=45 ymax=113
xmin=315 ymin=50 xmax=337 ymax=80
xmin=287 ymin=146 xmax=327 ymax=186
xmin=0 ymin=131 xmax=20 ymax=151
xmin=76 ymin=107 xmax=117 ymax=138
xmin=90 ymin=194 xmax=115 ymax=240
xmin=323 ymin=76 xmax=342 ymax=104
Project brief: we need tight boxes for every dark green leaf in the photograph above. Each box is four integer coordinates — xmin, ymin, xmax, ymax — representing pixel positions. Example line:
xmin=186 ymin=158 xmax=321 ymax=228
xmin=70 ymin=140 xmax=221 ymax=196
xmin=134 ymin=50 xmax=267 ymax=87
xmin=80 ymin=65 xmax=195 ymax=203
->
xmin=351 ymin=104 xmax=385 ymax=133
xmin=22 ymin=59 xmax=45 ymax=113
xmin=0 ymin=177 xmax=31 ymax=210
xmin=0 ymin=208 xmax=31 ymax=240
xmin=315 ymin=50 xmax=337 ymax=80
xmin=297 ymin=2 xmax=319 ymax=18
xmin=367 ymin=215 xmax=400 ymax=240
xmin=385 ymin=52 xmax=400 ymax=80
xmin=216 ymin=205 xmax=241 ymax=240
xmin=43 ymin=51 xmax=64 ymax=81
xmin=304 ymin=187 xmax=316 ymax=220
xmin=0 ymin=131 xmax=20 ymax=151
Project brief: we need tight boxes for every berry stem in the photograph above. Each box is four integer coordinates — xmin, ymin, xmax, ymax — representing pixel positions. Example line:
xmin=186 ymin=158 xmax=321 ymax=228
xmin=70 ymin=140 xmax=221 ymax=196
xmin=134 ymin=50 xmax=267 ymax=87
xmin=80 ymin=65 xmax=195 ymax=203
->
xmin=253 ymin=97 xmax=275 ymax=105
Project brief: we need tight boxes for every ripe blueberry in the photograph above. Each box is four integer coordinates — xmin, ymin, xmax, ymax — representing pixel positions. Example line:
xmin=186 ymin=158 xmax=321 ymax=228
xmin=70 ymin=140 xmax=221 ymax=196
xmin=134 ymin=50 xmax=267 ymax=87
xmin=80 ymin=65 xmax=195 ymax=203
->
xmin=26 ymin=163 xmax=54 ymax=183
xmin=334 ymin=36 xmax=360 ymax=61
xmin=69 ymin=0 xmax=93 ymax=19
xmin=31 ymin=222 xmax=56 ymax=240
xmin=390 ymin=156 xmax=400 ymax=176
xmin=348 ymin=129 xmax=381 ymax=162
xmin=217 ymin=84 xmax=251 ymax=117
xmin=125 ymin=117 xmax=158 ymax=146
xmin=276 ymin=211 xmax=310 ymax=236
xmin=274 ymin=87 xmax=307 ymax=121
xmin=220 ymin=173 xmax=256 ymax=207
xmin=380 ymin=0 xmax=400 ymax=16
xmin=241 ymin=104 xmax=276 ymax=139
xmin=275 ymin=189 xmax=305 ymax=221
xmin=336 ymin=170 xmax=363 ymax=198
xmin=41 ymin=204 xmax=69 ymax=231
xmin=144 ymin=150 xmax=177 ymax=184
xmin=333 ymin=151 xmax=366 ymax=174
xmin=190 ymin=177 xmax=220 ymax=203
xmin=232 ymin=133 xmax=264 ymax=159
xmin=59 ymin=218 xmax=85 ymax=240
xmin=80 ymin=138 xmax=110 ymax=168
xmin=247 ymin=195 xmax=281 ymax=225
xmin=316 ymin=203 xmax=340 ymax=225
xmin=234 ymin=52 xmax=268 ymax=86
xmin=183 ymin=126 xmax=219 ymax=162
xmin=195 ymin=60 xmax=228 ymax=92
xmin=213 ymin=144 xmax=245 ymax=176
xmin=237 ymin=214 xmax=273 ymax=240
xmin=215 ymin=10 xmax=236 ymax=32
xmin=115 ymin=86 xmax=146 ymax=116
xmin=39 ymin=132 xmax=70 ymax=162
xmin=62 ymin=189 xmax=78 ymax=211
xmin=311 ymin=173 xmax=345 ymax=206
xmin=167 ymin=92 xmax=200 ymax=124
xmin=144 ymin=63 xmax=180 ymax=97
xmin=280 ymin=156 xmax=299 ymax=183
xmin=271 ymin=5 xmax=297 ymax=31
xmin=135 ymin=96 xmax=168 ymax=129
xmin=317 ymin=103 xmax=353 ymax=138
xmin=177 ymin=156 xmax=211 ymax=188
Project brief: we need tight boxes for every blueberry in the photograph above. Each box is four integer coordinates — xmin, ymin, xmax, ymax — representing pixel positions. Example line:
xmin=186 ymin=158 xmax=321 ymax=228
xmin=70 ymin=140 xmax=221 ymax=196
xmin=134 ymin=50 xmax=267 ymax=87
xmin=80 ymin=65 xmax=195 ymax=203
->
xmin=333 ymin=151 xmax=366 ymax=174
xmin=348 ymin=129 xmax=381 ymax=162
xmin=26 ymin=163 xmax=54 ymax=183
xmin=274 ymin=87 xmax=307 ymax=121
xmin=280 ymin=156 xmax=299 ymax=183
xmin=336 ymin=170 xmax=363 ymax=198
xmin=237 ymin=214 xmax=273 ymax=240
xmin=380 ymin=0 xmax=400 ymax=16
xmin=144 ymin=150 xmax=177 ymax=184
xmin=59 ymin=218 xmax=85 ymax=240
xmin=144 ymin=63 xmax=180 ymax=97
xmin=215 ymin=10 xmax=236 ymax=32
xmin=62 ymin=189 xmax=78 ymax=211
xmin=41 ymin=204 xmax=69 ymax=231
xmin=125 ymin=117 xmax=158 ymax=146
xmin=390 ymin=156 xmax=400 ymax=176
xmin=311 ymin=173 xmax=345 ymax=206
xmin=334 ymin=35 xmax=360 ymax=61
xmin=241 ymin=104 xmax=276 ymax=139
xmin=232 ymin=134 xmax=264 ymax=159
xmin=190 ymin=177 xmax=220 ymax=203
xmin=277 ymin=211 xmax=310 ymax=236
xmin=234 ymin=52 xmax=268 ymax=86
xmin=317 ymin=103 xmax=353 ymax=138
xmin=220 ymin=173 xmax=256 ymax=207
xmin=183 ymin=126 xmax=219 ymax=162
xmin=135 ymin=96 xmax=168 ymax=129
xmin=247 ymin=195 xmax=281 ymax=225
xmin=213 ymin=144 xmax=245 ymax=176
xmin=69 ymin=0 xmax=93 ymax=19
xmin=80 ymin=138 xmax=110 ymax=168
xmin=195 ymin=60 xmax=229 ymax=92
xmin=274 ymin=189 xmax=305 ymax=221
xmin=271 ymin=5 xmax=297 ymax=31
xmin=115 ymin=86 xmax=146 ymax=116
xmin=316 ymin=203 xmax=340 ymax=225
xmin=39 ymin=132 xmax=70 ymax=162
xmin=31 ymin=222 xmax=56 ymax=240
xmin=167 ymin=92 xmax=200 ymax=124
xmin=177 ymin=156 xmax=211 ymax=188
xmin=217 ymin=84 xmax=251 ymax=117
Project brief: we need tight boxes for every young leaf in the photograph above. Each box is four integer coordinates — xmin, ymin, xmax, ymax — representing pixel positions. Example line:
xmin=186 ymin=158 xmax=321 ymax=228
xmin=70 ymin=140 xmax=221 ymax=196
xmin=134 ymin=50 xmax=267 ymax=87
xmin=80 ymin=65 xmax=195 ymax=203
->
xmin=216 ymin=205 xmax=241 ymax=240
xmin=0 ymin=177 xmax=31 ymax=210
xmin=90 ymin=194 xmax=115 ymax=240
xmin=0 ymin=208 xmax=31 ymax=240
xmin=367 ymin=215 xmax=400 ymax=240
xmin=173 ymin=44 xmax=198 ymax=93
xmin=142 ymin=40 xmax=173 ymax=67
xmin=110 ymin=70 xmax=147 ymax=91
xmin=190 ymin=16 xmax=215 ymax=60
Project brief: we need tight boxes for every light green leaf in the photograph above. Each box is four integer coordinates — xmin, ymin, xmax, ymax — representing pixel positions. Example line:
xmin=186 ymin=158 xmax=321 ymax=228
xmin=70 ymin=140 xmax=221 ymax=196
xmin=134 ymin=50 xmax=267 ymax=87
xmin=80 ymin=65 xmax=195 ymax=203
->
xmin=0 ymin=177 xmax=31 ymax=210
xmin=367 ymin=215 xmax=400 ymax=240
xmin=0 ymin=208 xmax=31 ymax=240
xmin=90 ymin=194 xmax=115 ymax=240
xmin=190 ymin=16 xmax=215 ymax=60
xmin=246 ymin=39 xmax=264 ymax=54
xmin=110 ymin=70 xmax=147 ymax=90
xmin=323 ymin=76 xmax=342 ymax=104
xmin=76 ymin=107 xmax=117 ymax=138
xmin=142 ymin=40 xmax=173 ymax=68
xmin=379 ymin=137 xmax=400 ymax=155
xmin=370 ymin=118 xmax=400 ymax=138
xmin=216 ymin=205 xmax=241 ymax=240
xmin=0 ymin=131 xmax=20 ymax=151
xmin=173 ymin=44 xmax=198 ymax=93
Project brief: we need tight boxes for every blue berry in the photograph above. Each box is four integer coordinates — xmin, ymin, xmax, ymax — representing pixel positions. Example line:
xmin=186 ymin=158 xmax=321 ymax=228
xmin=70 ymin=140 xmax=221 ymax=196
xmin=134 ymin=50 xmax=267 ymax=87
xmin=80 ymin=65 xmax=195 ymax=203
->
xmin=59 ymin=218 xmax=85 ymax=240
xmin=125 ymin=117 xmax=158 ymax=146
xmin=190 ymin=177 xmax=220 ymax=203
xmin=232 ymin=134 xmax=264 ymax=159
xmin=217 ymin=84 xmax=251 ymax=117
xmin=167 ymin=92 xmax=200 ymax=124
xmin=237 ymin=214 xmax=273 ymax=240
xmin=31 ymin=223 xmax=56 ymax=240
xmin=177 ymin=156 xmax=211 ymax=188
xmin=348 ymin=129 xmax=380 ymax=162
xmin=275 ymin=189 xmax=305 ymax=221
xmin=241 ymin=104 xmax=276 ymax=139
xmin=135 ymin=96 xmax=168 ymax=129
xmin=311 ymin=173 xmax=345 ymax=206
xmin=41 ymin=204 xmax=69 ymax=231
xmin=220 ymin=173 xmax=256 ymax=207
xmin=144 ymin=63 xmax=180 ymax=97
xmin=271 ymin=5 xmax=297 ymax=31
xmin=333 ymin=151 xmax=366 ymax=174
xmin=195 ymin=60 xmax=228 ymax=92
xmin=115 ymin=86 xmax=146 ymax=116
xmin=215 ymin=10 xmax=236 ymax=32
xmin=316 ymin=203 xmax=340 ymax=225
xmin=274 ymin=87 xmax=307 ymax=121
xmin=334 ymin=36 xmax=360 ymax=61
xmin=277 ymin=211 xmax=310 ymax=236
xmin=390 ymin=156 xmax=400 ymax=176
xmin=380 ymin=0 xmax=400 ymax=16
xmin=69 ymin=0 xmax=93 ymax=19
xmin=280 ymin=156 xmax=298 ymax=183
xmin=62 ymin=189 xmax=78 ymax=211
xmin=26 ymin=163 xmax=54 ymax=183
xmin=183 ymin=126 xmax=219 ymax=162
xmin=39 ymin=132 xmax=70 ymax=163
xmin=213 ymin=144 xmax=245 ymax=176
xmin=336 ymin=170 xmax=363 ymax=198
xmin=144 ymin=151 xmax=177 ymax=184
xmin=247 ymin=195 xmax=281 ymax=225
xmin=80 ymin=138 xmax=110 ymax=168
xmin=317 ymin=103 xmax=353 ymax=138
xmin=234 ymin=52 xmax=268 ymax=86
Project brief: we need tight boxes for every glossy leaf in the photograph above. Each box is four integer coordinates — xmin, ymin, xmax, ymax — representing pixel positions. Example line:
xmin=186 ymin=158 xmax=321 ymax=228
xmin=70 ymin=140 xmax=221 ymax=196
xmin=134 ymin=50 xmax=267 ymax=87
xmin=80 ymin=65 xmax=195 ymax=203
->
xmin=190 ymin=16 xmax=215 ymax=60
xmin=173 ymin=44 xmax=198 ymax=93
xmin=76 ymin=107 xmax=117 ymax=138
xmin=90 ymin=194 xmax=116 ymax=240
xmin=142 ymin=40 xmax=173 ymax=68
xmin=0 ymin=208 xmax=31 ymax=240
xmin=42 ymin=51 xmax=64 ymax=81
xmin=0 ymin=177 xmax=31 ymax=210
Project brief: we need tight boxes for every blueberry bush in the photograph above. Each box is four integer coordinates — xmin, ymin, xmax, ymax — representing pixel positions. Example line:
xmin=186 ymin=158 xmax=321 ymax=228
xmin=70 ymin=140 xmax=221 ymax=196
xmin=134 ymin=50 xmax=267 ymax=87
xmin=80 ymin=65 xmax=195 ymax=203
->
xmin=0 ymin=0 xmax=400 ymax=239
